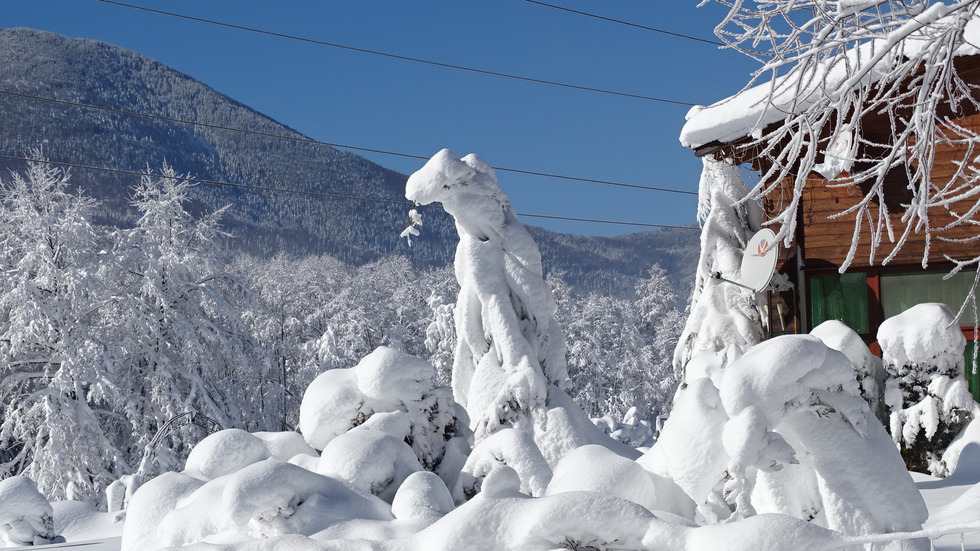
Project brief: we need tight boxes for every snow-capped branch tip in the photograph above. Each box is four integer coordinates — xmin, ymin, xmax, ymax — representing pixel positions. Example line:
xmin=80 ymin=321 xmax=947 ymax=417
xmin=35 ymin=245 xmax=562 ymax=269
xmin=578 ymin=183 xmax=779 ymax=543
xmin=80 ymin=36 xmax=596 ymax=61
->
xmin=400 ymin=203 xmax=422 ymax=246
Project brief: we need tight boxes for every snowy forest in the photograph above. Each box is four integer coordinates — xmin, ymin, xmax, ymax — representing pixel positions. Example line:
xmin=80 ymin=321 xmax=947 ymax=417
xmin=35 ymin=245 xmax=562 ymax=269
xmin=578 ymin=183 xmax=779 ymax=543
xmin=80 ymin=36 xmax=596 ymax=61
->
xmin=0 ymin=156 xmax=682 ymax=508
xmin=11 ymin=0 xmax=980 ymax=549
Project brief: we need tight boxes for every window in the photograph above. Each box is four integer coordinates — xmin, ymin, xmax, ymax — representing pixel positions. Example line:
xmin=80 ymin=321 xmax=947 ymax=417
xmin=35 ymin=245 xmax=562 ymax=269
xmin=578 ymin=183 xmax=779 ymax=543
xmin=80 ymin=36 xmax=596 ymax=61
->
xmin=880 ymin=271 xmax=977 ymax=325
xmin=809 ymin=272 xmax=870 ymax=335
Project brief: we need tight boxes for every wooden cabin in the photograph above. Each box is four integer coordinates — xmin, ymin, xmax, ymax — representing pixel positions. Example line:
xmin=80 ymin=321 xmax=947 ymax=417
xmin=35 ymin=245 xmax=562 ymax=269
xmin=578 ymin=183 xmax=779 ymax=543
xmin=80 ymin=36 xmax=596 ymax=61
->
xmin=681 ymin=54 xmax=980 ymax=398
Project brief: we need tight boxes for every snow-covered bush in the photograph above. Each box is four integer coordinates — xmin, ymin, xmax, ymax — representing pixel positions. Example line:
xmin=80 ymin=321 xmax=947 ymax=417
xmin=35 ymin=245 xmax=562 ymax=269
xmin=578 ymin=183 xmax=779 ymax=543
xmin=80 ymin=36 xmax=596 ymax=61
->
xmin=0 ymin=476 xmax=56 ymax=546
xmin=878 ymin=303 xmax=977 ymax=475
xmin=644 ymin=335 xmax=929 ymax=544
xmin=810 ymin=320 xmax=887 ymax=422
xmin=299 ymin=346 xmax=464 ymax=474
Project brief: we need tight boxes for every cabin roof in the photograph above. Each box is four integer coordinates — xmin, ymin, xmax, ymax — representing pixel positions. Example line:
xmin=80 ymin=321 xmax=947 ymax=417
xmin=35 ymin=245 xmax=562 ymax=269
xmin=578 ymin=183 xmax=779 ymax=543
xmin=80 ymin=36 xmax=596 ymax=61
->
xmin=680 ymin=10 xmax=980 ymax=154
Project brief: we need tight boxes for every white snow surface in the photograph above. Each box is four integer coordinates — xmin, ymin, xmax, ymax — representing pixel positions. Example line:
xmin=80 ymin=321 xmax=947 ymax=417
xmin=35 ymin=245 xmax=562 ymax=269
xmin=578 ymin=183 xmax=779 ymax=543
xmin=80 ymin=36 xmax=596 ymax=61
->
xmin=680 ymin=9 xmax=980 ymax=149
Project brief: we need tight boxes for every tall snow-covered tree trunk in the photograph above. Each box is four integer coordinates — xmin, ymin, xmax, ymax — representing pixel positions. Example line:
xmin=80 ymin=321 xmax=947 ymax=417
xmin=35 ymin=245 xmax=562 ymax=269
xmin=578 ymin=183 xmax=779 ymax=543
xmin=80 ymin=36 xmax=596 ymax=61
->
xmin=404 ymin=150 xmax=638 ymax=499
xmin=404 ymin=149 xmax=567 ymax=441
xmin=673 ymin=157 xmax=766 ymax=383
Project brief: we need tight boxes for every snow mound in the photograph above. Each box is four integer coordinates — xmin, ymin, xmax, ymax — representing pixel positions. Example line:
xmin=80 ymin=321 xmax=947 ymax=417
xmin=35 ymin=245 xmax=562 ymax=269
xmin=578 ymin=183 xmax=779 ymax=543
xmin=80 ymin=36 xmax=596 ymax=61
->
xmin=391 ymin=471 xmax=454 ymax=521
xmin=184 ymin=428 xmax=273 ymax=480
xmin=316 ymin=430 xmax=422 ymax=503
xmin=409 ymin=489 xmax=657 ymax=550
xmin=125 ymin=459 xmax=392 ymax=548
xmin=120 ymin=471 xmax=204 ymax=550
xmin=0 ymin=476 xmax=56 ymax=546
xmin=545 ymin=444 xmax=658 ymax=511
xmin=299 ymin=367 xmax=369 ymax=451
xmin=811 ymin=319 xmax=886 ymax=419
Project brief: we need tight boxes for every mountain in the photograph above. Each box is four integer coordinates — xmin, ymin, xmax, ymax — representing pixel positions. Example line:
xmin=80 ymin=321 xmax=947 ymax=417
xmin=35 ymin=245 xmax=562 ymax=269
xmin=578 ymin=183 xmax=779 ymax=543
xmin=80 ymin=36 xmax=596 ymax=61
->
xmin=0 ymin=27 xmax=699 ymax=299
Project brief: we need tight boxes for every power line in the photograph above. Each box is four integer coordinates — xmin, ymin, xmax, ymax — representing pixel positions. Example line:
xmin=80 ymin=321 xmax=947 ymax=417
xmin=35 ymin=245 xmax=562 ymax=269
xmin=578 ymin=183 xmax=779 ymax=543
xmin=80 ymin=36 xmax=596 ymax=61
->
xmin=0 ymin=153 xmax=700 ymax=231
xmin=0 ymin=89 xmax=698 ymax=196
xmin=523 ymin=0 xmax=725 ymax=47
xmin=94 ymin=0 xmax=695 ymax=107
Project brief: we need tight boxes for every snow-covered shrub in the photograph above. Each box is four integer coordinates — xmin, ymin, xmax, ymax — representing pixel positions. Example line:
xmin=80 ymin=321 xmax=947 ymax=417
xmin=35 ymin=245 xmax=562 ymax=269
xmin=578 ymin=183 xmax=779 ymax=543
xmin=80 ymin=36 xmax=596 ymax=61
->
xmin=298 ymin=346 xmax=464 ymax=473
xmin=810 ymin=320 xmax=887 ymax=422
xmin=644 ymin=336 xmax=929 ymax=543
xmin=0 ymin=476 xmax=56 ymax=546
xmin=878 ymin=303 xmax=976 ymax=475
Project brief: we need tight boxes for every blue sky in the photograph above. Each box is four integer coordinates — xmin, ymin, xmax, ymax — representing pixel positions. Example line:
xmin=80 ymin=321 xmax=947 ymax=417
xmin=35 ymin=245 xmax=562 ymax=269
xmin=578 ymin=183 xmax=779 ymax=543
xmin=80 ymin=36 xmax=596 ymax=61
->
xmin=4 ymin=1 xmax=759 ymax=236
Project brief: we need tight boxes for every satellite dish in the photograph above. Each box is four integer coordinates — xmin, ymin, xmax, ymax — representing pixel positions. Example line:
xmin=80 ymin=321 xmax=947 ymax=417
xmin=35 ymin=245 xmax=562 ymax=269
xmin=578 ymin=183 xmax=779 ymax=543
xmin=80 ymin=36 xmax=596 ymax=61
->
xmin=740 ymin=228 xmax=779 ymax=292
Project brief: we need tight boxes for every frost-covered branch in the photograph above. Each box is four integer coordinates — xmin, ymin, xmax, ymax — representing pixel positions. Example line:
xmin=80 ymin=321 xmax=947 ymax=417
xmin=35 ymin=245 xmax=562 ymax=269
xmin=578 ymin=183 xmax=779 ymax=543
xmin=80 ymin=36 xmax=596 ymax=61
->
xmin=698 ymin=0 xmax=980 ymax=276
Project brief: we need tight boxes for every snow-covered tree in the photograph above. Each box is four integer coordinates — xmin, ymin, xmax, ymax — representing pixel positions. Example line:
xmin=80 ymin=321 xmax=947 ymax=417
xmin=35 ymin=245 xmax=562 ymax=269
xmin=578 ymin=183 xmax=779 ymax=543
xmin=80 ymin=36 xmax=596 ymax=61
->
xmin=404 ymin=149 xmax=636 ymax=497
xmin=0 ymin=158 xmax=120 ymax=501
xmin=404 ymin=149 xmax=568 ymax=442
xmin=554 ymin=266 xmax=682 ymax=426
xmin=697 ymin=0 xmax=980 ymax=274
xmin=673 ymin=157 xmax=766 ymax=382
xmin=101 ymin=165 xmax=277 ymax=473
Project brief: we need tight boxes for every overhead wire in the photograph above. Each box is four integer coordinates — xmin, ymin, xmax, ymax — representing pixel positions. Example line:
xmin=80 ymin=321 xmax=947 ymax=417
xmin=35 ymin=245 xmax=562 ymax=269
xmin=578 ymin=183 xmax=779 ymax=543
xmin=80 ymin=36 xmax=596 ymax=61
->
xmin=94 ymin=0 xmax=695 ymax=107
xmin=523 ymin=0 xmax=725 ymax=47
xmin=0 ymin=89 xmax=698 ymax=196
xmin=0 ymin=153 xmax=700 ymax=231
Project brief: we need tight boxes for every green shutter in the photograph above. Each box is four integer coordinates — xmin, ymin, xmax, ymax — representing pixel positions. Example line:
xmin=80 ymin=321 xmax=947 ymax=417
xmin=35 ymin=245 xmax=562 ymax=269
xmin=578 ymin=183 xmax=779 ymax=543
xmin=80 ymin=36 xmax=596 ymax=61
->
xmin=809 ymin=272 xmax=869 ymax=334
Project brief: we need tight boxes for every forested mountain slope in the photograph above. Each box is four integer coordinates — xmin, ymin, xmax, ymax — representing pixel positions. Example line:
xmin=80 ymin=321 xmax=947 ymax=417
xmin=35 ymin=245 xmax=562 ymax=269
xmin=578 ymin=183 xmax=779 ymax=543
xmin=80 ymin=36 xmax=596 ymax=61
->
xmin=0 ymin=27 xmax=698 ymax=298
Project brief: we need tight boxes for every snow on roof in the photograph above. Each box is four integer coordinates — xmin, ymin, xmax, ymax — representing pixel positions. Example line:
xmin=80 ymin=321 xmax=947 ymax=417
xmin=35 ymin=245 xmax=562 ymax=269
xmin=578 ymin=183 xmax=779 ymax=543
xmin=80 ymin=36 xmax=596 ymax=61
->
xmin=680 ymin=6 xmax=980 ymax=151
